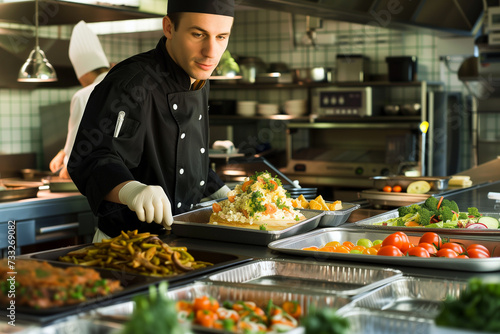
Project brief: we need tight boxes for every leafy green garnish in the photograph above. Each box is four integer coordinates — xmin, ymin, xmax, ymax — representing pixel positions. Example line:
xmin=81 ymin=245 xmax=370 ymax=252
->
xmin=122 ymin=282 xmax=190 ymax=334
xmin=301 ymin=307 xmax=350 ymax=334
xmin=435 ymin=278 xmax=500 ymax=332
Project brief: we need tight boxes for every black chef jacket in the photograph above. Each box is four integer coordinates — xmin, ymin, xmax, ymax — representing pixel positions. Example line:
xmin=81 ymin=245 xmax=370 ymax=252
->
xmin=68 ymin=36 xmax=225 ymax=237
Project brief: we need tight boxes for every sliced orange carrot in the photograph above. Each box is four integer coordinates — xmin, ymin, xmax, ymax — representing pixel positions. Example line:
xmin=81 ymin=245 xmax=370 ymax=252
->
xmin=437 ymin=196 xmax=444 ymax=209
xmin=212 ymin=202 xmax=222 ymax=213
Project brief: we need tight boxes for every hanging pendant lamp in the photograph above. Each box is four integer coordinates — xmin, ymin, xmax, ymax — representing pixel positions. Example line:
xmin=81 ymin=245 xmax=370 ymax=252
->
xmin=18 ymin=0 xmax=57 ymax=82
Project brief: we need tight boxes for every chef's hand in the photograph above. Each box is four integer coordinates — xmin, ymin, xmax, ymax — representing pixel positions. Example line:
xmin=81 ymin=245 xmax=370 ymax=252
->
xmin=49 ymin=150 xmax=65 ymax=173
xmin=118 ymin=181 xmax=173 ymax=229
xmin=59 ymin=166 xmax=71 ymax=179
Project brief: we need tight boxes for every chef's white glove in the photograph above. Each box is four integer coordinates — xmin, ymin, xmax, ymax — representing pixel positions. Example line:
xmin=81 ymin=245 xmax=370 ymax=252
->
xmin=118 ymin=181 xmax=173 ymax=228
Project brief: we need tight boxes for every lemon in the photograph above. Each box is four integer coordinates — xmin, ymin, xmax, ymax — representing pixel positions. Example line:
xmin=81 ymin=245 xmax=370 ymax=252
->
xmin=406 ymin=181 xmax=431 ymax=194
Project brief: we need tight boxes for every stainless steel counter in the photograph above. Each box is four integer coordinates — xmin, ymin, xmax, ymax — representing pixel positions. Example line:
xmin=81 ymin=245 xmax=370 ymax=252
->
xmin=0 ymin=190 xmax=96 ymax=255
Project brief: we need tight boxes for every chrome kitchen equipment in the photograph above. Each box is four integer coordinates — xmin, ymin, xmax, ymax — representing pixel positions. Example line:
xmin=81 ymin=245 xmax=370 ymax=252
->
xmin=336 ymin=54 xmax=369 ymax=82
xmin=311 ymin=86 xmax=386 ymax=117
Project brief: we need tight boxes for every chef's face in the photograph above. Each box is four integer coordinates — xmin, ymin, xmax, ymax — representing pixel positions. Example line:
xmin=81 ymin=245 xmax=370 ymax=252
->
xmin=163 ymin=12 xmax=233 ymax=83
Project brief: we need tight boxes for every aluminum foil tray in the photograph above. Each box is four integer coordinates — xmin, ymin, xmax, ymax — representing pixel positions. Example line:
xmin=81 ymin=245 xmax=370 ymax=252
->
xmin=1 ymin=318 xmax=121 ymax=334
xmin=301 ymin=202 xmax=360 ymax=227
xmin=94 ymin=281 xmax=352 ymax=333
xmin=172 ymin=206 xmax=324 ymax=245
xmin=355 ymin=210 xmax=500 ymax=235
xmin=205 ymin=258 xmax=402 ymax=297
xmin=268 ymin=228 xmax=500 ymax=272
xmin=351 ymin=276 xmax=468 ymax=320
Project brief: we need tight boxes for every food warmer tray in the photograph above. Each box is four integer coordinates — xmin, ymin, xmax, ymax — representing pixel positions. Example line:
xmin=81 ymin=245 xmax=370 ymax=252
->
xmin=371 ymin=176 xmax=450 ymax=191
xmin=14 ymin=245 xmax=251 ymax=322
xmin=301 ymin=202 xmax=360 ymax=227
xmin=92 ymin=280 xmax=352 ymax=334
xmin=204 ymin=258 xmax=402 ymax=297
xmin=359 ymin=189 xmax=433 ymax=207
xmin=0 ymin=186 xmax=39 ymax=202
xmin=268 ymin=228 xmax=500 ymax=272
xmin=355 ymin=210 xmax=500 ymax=235
xmin=0 ymin=258 xmax=183 ymax=324
xmin=171 ymin=206 xmax=324 ymax=246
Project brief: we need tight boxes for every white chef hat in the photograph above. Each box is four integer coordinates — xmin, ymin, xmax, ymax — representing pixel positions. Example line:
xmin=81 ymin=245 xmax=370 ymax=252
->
xmin=69 ymin=20 xmax=110 ymax=79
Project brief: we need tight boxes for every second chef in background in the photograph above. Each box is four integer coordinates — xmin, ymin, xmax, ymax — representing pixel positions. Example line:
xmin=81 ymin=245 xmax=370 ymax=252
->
xmin=49 ymin=20 xmax=111 ymax=179
xmin=68 ymin=0 xmax=234 ymax=241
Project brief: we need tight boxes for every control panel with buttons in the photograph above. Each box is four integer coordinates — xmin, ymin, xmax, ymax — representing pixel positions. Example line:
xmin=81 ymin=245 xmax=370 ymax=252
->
xmin=312 ymin=86 xmax=385 ymax=117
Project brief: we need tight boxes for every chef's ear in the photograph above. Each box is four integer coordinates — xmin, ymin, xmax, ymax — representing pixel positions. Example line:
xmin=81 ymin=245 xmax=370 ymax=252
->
xmin=163 ymin=15 xmax=174 ymax=39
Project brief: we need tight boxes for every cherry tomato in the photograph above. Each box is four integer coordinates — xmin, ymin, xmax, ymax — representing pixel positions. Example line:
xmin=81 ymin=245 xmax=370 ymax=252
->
xmin=392 ymin=185 xmax=402 ymax=192
xmin=325 ymin=241 xmax=341 ymax=248
xmin=193 ymin=296 xmax=219 ymax=312
xmin=441 ymin=242 xmax=466 ymax=254
xmin=362 ymin=247 xmax=378 ymax=255
xmin=377 ymin=245 xmax=403 ymax=257
xmin=419 ymin=232 xmax=442 ymax=249
xmin=382 ymin=232 xmax=404 ymax=250
xmin=406 ymin=246 xmax=430 ymax=258
xmin=351 ymin=245 xmax=367 ymax=252
xmin=356 ymin=238 xmax=373 ymax=248
xmin=302 ymin=246 xmax=319 ymax=251
xmin=467 ymin=244 xmax=491 ymax=257
xmin=196 ymin=309 xmax=217 ymax=328
xmin=318 ymin=246 xmax=337 ymax=252
xmin=418 ymin=242 xmax=437 ymax=255
xmin=382 ymin=186 xmax=392 ymax=192
xmin=467 ymin=248 xmax=490 ymax=258
xmin=456 ymin=255 xmax=469 ymax=259
xmin=395 ymin=232 xmax=411 ymax=253
xmin=342 ymin=241 xmax=355 ymax=249
xmin=436 ymin=248 xmax=458 ymax=258
xmin=334 ymin=245 xmax=351 ymax=253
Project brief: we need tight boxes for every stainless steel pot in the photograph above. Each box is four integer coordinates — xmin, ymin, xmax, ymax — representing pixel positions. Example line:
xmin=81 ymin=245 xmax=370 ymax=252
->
xmin=239 ymin=57 xmax=266 ymax=84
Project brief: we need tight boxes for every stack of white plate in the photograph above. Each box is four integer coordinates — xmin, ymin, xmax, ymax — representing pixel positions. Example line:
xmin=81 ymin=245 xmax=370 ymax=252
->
xmin=257 ymin=103 xmax=279 ymax=116
xmin=284 ymin=99 xmax=307 ymax=116
xmin=236 ymin=101 xmax=257 ymax=116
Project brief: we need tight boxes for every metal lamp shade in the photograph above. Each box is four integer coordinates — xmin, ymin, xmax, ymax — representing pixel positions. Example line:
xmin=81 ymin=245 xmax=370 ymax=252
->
xmin=18 ymin=46 xmax=57 ymax=82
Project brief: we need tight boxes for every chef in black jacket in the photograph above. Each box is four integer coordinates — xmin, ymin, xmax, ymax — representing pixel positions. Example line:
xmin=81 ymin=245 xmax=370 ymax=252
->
xmin=68 ymin=0 xmax=234 ymax=241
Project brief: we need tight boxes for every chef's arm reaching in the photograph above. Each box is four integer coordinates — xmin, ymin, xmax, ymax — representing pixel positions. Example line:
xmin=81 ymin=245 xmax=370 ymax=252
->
xmin=105 ymin=180 xmax=173 ymax=229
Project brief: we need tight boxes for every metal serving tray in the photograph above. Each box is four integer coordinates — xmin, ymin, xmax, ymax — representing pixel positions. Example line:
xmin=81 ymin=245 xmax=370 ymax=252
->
xmin=301 ymin=202 xmax=360 ymax=227
xmin=268 ymin=228 xmax=500 ymax=272
xmin=205 ymin=258 xmax=402 ymax=297
xmin=0 ymin=186 xmax=39 ymax=202
xmin=0 ymin=258 xmax=171 ymax=324
xmin=355 ymin=210 xmax=500 ymax=235
xmin=351 ymin=276 xmax=468 ymax=319
xmin=172 ymin=206 xmax=324 ymax=246
xmin=94 ymin=281 xmax=352 ymax=333
xmin=360 ymin=189 xmax=433 ymax=207
xmin=371 ymin=176 xmax=450 ymax=192
xmin=20 ymin=243 xmax=251 ymax=280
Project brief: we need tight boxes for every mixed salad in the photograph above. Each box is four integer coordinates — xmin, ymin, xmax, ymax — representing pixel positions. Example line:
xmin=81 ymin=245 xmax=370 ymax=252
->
xmin=376 ymin=196 xmax=499 ymax=229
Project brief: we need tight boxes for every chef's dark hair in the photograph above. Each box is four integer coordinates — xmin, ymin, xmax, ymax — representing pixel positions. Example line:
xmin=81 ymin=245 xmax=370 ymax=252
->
xmin=166 ymin=12 xmax=182 ymax=30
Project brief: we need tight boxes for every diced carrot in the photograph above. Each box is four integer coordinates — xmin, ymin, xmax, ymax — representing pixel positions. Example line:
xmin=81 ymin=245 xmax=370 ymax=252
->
xmin=264 ymin=203 xmax=277 ymax=215
xmin=241 ymin=180 xmax=253 ymax=192
xmin=212 ymin=202 xmax=222 ymax=213
xmin=228 ymin=195 xmax=236 ymax=202
xmin=404 ymin=221 xmax=421 ymax=227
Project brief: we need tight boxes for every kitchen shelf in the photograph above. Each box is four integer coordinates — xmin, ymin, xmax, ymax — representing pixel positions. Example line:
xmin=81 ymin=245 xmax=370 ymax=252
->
xmin=210 ymin=81 xmax=445 ymax=90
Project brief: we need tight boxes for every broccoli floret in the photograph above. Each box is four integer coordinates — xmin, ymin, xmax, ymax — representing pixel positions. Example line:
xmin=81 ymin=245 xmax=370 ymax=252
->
xmin=423 ymin=196 xmax=439 ymax=211
xmin=441 ymin=199 xmax=459 ymax=213
xmin=398 ymin=204 xmax=421 ymax=217
xmin=467 ymin=207 xmax=481 ymax=218
xmin=416 ymin=207 xmax=433 ymax=226
xmin=394 ymin=217 xmax=407 ymax=226
xmin=458 ymin=212 xmax=468 ymax=220
xmin=439 ymin=206 xmax=454 ymax=222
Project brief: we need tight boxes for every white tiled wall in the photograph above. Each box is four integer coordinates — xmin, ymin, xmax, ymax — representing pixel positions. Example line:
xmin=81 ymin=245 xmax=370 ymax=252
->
xmin=0 ymin=9 xmax=478 ymax=171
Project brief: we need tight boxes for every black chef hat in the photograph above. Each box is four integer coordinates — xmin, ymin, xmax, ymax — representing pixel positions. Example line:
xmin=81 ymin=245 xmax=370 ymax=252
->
xmin=167 ymin=0 xmax=234 ymax=17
